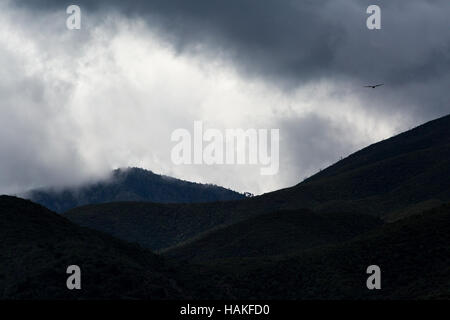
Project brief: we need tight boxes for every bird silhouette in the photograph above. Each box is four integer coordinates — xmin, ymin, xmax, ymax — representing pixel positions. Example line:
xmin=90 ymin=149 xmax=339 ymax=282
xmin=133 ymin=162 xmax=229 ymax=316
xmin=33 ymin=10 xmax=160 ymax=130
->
xmin=364 ymin=84 xmax=384 ymax=89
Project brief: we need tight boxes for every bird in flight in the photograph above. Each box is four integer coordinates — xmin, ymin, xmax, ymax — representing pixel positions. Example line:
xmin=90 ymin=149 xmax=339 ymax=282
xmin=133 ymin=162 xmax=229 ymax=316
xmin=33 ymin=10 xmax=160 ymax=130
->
xmin=364 ymin=83 xmax=384 ymax=89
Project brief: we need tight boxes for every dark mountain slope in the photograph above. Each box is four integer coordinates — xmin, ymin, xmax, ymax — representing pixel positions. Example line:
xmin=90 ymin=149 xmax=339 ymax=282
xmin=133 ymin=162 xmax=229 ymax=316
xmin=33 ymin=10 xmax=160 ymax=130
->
xmin=0 ymin=197 xmax=450 ymax=299
xmin=262 ymin=142 xmax=450 ymax=216
xmin=189 ymin=203 xmax=450 ymax=299
xmin=0 ymin=196 xmax=187 ymax=299
xmin=65 ymin=114 xmax=450 ymax=251
xmin=305 ymin=114 xmax=450 ymax=183
xmin=259 ymin=114 xmax=450 ymax=217
xmin=1 ymin=197 xmax=448 ymax=299
xmin=65 ymin=200 xmax=247 ymax=251
xmin=26 ymin=167 xmax=245 ymax=213
xmin=165 ymin=209 xmax=382 ymax=262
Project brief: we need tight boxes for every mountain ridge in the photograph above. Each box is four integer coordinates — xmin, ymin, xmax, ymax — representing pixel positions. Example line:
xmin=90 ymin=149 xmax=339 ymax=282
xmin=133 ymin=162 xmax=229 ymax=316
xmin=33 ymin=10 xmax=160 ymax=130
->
xmin=66 ymin=113 xmax=450 ymax=251
xmin=25 ymin=167 xmax=246 ymax=213
xmin=2 ymin=195 xmax=449 ymax=299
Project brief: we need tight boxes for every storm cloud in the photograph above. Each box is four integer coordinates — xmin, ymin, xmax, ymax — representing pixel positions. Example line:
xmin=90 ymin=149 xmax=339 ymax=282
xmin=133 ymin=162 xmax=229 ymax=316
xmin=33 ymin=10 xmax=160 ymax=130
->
xmin=1 ymin=0 xmax=449 ymax=194
xmin=17 ymin=0 xmax=450 ymax=111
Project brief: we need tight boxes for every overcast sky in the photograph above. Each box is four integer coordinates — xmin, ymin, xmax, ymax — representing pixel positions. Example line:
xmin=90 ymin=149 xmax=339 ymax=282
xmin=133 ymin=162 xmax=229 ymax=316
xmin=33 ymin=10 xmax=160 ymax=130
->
xmin=1 ymin=0 xmax=449 ymax=195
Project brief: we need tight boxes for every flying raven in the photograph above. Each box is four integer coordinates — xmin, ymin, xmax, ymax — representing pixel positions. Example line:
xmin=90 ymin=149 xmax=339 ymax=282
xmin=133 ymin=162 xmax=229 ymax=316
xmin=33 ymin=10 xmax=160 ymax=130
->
xmin=364 ymin=84 xmax=384 ymax=89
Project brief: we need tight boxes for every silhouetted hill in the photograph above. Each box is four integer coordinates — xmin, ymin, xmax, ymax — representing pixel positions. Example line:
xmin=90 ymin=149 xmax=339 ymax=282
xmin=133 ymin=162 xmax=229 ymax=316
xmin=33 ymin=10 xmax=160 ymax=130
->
xmin=66 ymin=114 xmax=450 ymax=251
xmin=2 ymin=196 xmax=449 ymax=299
xmin=165 ymin=210 xmax=382 ymax=262
xmin=0 ymin=196 xmax=187 ymax=299
xmin=260 ymin=114 xmax=450 ymax=217
xmin=26 ymin=167 xmax=245 ymax=212
xmin=177 ymin=203 xmax=450 ymax=299
xmin=66 ymin=201 xmax=245 ymax=251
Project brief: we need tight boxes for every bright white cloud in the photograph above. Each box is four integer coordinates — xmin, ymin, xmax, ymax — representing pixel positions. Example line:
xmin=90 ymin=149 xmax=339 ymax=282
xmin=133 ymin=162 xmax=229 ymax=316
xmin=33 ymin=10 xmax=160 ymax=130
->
xmin=0 ymin=3 xmax=411 ymax=195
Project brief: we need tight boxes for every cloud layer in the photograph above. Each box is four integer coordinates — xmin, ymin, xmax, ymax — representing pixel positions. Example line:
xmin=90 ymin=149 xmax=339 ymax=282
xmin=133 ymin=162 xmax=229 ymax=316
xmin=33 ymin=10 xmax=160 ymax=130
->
xmin=1 ymin=0 xmax=449 ymax=194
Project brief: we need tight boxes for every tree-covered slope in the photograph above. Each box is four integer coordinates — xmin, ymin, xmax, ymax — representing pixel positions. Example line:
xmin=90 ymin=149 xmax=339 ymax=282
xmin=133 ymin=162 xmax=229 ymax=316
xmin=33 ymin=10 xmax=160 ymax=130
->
xmin=179 ymin=203 xmax=450 ymax=300
xmin=1 ymin=198 xmax=449 ymax=299
xmin=66 ymin=114 xmax=450 ymax=252
xmin=26 ymin=167 xmax=245 ymax=213
xmin=165 ymin=209 xmax=382 ymax=262
xmin=0 ymin=196 xmax=186 ymax=299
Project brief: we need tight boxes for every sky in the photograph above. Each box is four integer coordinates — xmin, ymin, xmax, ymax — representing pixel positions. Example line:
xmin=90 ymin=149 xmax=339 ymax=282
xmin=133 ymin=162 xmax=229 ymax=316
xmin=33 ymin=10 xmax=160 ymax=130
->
xmin=1 ymin=0 xmax=449 ymax=195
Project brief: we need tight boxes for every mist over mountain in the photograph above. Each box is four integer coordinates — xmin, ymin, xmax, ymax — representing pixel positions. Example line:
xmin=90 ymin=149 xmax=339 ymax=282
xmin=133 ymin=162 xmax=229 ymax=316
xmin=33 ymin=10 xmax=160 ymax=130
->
xmin=261 ymin=113 xmax=450 ymax=219
xmin=25 ymin=167 xmax=246 ymax=213
xmin=66 ymin=114 xmax=450 ymax=252
xmin=1 ymin=0 xmax=449 ymax=303
xmin=2 ymin=114 xmax=450 ymax=300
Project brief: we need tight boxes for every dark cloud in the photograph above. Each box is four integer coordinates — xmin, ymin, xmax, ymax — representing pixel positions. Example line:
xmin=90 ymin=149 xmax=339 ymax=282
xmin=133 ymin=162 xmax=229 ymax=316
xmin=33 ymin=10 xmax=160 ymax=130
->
xmin=15 ymin=0 xmax=450 ymax=120
xmin=2 ymin=0 xmax=449 ymax=194
xmin=278 ymin=113 xmax=357 ymax=185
